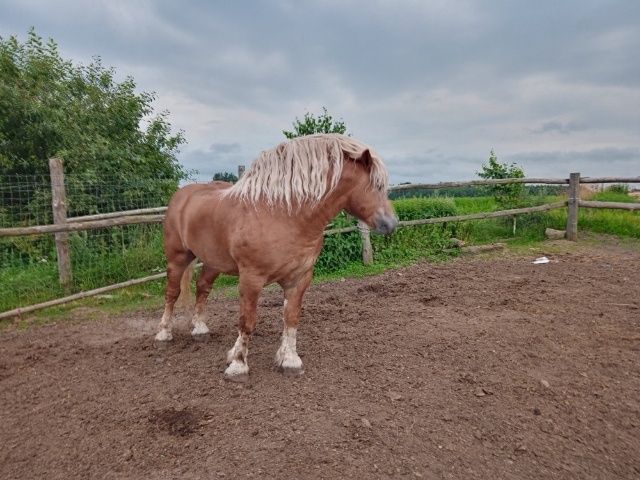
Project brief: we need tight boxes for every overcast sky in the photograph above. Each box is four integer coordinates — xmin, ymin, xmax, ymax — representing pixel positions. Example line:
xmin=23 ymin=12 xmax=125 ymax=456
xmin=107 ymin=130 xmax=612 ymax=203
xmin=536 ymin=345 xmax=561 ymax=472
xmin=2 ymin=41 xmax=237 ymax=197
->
xmin=2 ymin=0 xmax=639 ymax=183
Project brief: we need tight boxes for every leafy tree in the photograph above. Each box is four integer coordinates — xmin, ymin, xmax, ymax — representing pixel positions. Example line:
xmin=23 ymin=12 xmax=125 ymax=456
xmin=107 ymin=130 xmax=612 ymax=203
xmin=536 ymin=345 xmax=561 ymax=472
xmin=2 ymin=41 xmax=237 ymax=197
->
xmin=477 ymin=150 xmax=525 ymax=208
xmin=212 ymin=171 xmax=238 ymax=183
xmin=0 ymin=29 xmax=186 ymax=219
xmin=283 ymin=107 xmax=347 ymax=139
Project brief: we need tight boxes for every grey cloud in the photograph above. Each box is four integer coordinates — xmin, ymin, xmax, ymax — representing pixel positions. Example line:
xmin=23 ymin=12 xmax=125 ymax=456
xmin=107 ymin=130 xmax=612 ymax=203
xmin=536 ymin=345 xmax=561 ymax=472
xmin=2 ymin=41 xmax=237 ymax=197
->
xmin=532 ymin=120 xmax=588 ymax=135
xmin=182 ymin=143 xmax=249 ymax=180
xmin=511 ymin=147 xmax=639 ymax=165
xmin=210 ymin=143 xmax=241 ymax=155
xmin=387 ymin=146 xmax=640 ymax=185
xmin=1 ymin=1 xmax=638 ymax=182
xmin=508 ymin=147 xmax=640 ymax=177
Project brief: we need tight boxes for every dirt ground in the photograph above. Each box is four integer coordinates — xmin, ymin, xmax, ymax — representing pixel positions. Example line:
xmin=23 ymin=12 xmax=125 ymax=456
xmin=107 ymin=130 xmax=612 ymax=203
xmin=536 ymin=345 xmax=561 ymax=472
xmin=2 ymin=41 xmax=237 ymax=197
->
xmin=1 ymin=239 xmax=639 ymax=479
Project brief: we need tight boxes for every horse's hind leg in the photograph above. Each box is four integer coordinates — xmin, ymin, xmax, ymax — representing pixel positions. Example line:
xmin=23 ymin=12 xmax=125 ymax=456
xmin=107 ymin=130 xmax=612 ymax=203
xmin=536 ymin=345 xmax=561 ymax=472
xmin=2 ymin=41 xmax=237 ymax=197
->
xmin=275 ymin=269 xmax=313 ymax=374
xmin=155 ymin=251 xmax=194 ymax=341
xmin=191 ymin=265 xmax=219 ymax=336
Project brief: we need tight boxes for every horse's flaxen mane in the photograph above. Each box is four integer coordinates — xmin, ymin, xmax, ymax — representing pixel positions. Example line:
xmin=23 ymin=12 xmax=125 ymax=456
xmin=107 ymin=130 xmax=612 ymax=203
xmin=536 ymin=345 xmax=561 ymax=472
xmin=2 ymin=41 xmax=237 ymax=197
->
xmin=224 ymin=134 xmax=388 ymax=210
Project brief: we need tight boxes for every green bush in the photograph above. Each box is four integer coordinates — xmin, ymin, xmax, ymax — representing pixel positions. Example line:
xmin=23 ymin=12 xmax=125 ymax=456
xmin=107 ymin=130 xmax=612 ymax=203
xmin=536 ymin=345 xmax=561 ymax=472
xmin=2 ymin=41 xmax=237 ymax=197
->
xmin=376 ymin=197 xmax=457 ymax=263
xmin=315 ymin=211 xmax=361 ymax=273
xmin=393 ymin=197 xmax=457 ymax=220
xmin=605 ymin=184 xmax=629 ymax=195
xmin=315 ymin=198 xmax=459 ymax=273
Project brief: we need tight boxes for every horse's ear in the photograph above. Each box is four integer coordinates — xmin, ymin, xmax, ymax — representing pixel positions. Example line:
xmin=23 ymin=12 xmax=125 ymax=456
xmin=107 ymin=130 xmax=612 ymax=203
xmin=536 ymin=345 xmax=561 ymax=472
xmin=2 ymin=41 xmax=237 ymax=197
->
xmin=357 ymin=149 xmax=373 ymax=168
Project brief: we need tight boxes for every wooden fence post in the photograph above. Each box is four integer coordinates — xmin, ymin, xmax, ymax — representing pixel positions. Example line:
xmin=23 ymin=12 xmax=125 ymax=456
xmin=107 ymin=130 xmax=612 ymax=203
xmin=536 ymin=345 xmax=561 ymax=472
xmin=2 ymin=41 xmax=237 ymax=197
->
xmin=238 ymin=165 xmax=245 ymax=179
xmin=49 ymin=158 xmax=72 ymax=290
xmin=357 ymin=220 xmax=373 ymax=265
xmin=566 ymin=172 xmax=580 ymax=241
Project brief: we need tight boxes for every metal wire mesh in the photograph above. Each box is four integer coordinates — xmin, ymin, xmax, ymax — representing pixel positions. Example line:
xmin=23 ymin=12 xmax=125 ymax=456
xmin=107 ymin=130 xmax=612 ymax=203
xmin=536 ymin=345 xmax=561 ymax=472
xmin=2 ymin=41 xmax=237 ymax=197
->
xmin=0 ymin=174 xmax=180 ymax=312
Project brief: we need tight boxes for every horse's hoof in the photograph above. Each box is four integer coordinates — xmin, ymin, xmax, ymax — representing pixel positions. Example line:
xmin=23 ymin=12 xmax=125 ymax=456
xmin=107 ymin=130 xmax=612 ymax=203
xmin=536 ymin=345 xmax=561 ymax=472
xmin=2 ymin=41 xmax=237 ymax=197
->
xmin=224 ymin=360 xmax=249 ymax=382
xmin=276 ymin=353 xmax=303 ymax=371
xmin=191 ymin=322 xmax=209 ymax=336
xmin=154 ymin=329 xmax=172 ymax=342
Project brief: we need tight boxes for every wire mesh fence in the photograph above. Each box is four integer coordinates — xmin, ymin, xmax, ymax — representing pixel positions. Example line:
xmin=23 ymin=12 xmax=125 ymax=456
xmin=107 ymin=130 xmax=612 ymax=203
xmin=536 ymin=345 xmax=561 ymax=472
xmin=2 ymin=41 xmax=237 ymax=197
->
xmin=2 ymin=168 xmax=638 ymax=317
xmin=0 ymin=174 xmax=179 ymax=312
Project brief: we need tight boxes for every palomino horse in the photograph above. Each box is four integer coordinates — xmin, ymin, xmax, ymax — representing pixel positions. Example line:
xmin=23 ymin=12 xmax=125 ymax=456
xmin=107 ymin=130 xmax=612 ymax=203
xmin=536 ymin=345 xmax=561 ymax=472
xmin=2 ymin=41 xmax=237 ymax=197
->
xmin=155 ymin=134 xmax=397 ymax=379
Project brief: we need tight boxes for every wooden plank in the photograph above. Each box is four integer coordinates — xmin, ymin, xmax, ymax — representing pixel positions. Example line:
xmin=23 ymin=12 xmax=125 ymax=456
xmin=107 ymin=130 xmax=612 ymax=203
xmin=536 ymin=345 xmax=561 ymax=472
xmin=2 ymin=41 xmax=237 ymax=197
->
xmin=322 ymin=202 xmax=567 ymax=235
xmin=49 ymin=158 xmax=72 ymax=290
xmin=579 ymin=200 xmax=640 ymax=210
xmin=395 ymin=201 xmax=568 ymax=228
xmin=579 ymin=176 xmax=640 ymax=184
xmin=390 ymin=178 xmax=569 ymax=191
xmin=67 ymin=207 xmax=167 ymax=223
xmin=566 ymin=173 xmax=580 ymax=241
xmin=0 ymin=214 xmax=165 ymax=237
xmin=459 ymin=243 xmax=506 ymax=254
xmin=389 ymin=176 xmax=640 ymax=192
xmin=0 ymin=272 xmax=168 ymax=320
xmin=324 ymin=225 xmax=358 ymax=235
xmin=0 ymin=261 xmax=206 ymax=321
xmin=357 ymin=220 xmax=373 ymax=265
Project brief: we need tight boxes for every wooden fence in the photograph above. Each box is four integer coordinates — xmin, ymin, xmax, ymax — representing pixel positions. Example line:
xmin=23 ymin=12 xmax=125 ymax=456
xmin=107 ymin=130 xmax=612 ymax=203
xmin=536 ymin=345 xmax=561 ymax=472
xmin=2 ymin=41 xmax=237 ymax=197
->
xmin=1 ymin=160 xmax=638 ymax=320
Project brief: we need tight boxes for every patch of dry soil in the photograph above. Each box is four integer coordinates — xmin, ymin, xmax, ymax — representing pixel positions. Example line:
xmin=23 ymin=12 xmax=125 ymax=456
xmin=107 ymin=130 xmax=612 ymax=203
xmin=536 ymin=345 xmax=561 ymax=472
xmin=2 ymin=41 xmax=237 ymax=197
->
xmin=1 ymin=242 xmax=639 ymax=479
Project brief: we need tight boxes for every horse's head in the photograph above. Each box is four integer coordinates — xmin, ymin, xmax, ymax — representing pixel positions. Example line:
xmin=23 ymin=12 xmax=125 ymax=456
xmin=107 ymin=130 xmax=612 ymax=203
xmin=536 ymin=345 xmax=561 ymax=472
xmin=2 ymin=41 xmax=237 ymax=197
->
xmin=343 ymin=149 xmax=398 ymax=235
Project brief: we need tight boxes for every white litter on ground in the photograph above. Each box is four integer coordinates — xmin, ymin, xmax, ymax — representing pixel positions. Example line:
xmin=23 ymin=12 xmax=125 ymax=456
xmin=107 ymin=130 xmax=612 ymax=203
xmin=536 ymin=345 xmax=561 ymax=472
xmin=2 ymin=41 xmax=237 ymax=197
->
xmin=532 ymin=256 xmax=550 ymax=264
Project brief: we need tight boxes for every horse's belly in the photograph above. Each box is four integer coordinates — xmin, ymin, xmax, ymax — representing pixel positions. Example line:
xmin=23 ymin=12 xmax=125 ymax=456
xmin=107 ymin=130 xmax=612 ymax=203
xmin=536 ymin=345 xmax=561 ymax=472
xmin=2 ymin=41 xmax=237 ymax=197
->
xmin=195 ymin=248 xmax=239 ymax=275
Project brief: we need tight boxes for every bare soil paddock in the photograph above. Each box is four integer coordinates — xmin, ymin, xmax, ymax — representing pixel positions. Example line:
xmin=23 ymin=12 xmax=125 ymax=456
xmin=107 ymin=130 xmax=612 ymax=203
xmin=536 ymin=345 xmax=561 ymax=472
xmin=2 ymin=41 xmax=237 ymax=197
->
xmin=1 ymin=240 xmax=639 ymax=479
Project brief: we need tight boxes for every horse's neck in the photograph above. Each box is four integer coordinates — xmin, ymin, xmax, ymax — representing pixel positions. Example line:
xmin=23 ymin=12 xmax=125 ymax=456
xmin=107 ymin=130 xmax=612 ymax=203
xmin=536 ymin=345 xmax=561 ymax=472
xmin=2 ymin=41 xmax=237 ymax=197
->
xmin=300 ymin=182 xmax=354 ymax=235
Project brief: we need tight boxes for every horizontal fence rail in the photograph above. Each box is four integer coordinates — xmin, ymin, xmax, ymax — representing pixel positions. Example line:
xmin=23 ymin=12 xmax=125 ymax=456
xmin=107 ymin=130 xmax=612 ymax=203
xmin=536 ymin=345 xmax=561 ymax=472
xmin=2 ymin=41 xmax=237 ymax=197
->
xmin=0 ymin=272 xmax=169 ymax=321
xmin=67 ymin=206 xmax=168 ymax=223
xmin=578 ymin=177 xmax=640 ymax=184
xmin=0 ymin=214 xmax=165 ymax=237
xmin=1 ymin=167 xmax=639 ymax=320
xmin=390 ymin=176 xmax=640 ymax=191
xmin=323 ymin=202 xmax=568 ymax=235
xmin=396 ymin=201 xmax=568 ymax=228
xmin=578 ymin=200 xmax=640 ymax=211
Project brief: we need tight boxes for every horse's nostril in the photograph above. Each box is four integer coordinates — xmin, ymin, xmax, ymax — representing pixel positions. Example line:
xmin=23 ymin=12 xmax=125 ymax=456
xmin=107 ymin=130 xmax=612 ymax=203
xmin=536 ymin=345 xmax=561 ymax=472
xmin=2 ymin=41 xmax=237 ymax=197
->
xmin=374 ymin=215 xmax=398 ymax=235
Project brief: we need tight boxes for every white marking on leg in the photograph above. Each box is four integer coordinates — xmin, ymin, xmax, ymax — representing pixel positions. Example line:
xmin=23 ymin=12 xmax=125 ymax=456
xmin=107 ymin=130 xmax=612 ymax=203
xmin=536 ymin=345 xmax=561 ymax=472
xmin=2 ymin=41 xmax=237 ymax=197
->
xmin=225 ymin=359 xmax=249 ymax=376
xmin=191 ymin=313 xmax=209 ymax=336
xmin=225 ymin=332 xmax=249 ymax=376
xmin=155 ymin=328 xmax=172 ymax=341
xmin=155 ymin=308 xmax=173 ymax=341
xmin=226 ymin=333 xmax=245 ymax=363
xmin=275 ymin=327 xmax=303 ymax=370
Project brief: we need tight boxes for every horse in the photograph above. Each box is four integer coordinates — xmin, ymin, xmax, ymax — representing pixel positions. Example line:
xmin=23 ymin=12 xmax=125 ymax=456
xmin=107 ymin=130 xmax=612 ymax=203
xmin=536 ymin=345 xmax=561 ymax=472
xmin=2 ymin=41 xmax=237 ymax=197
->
xmin=154 ymin=133 xmax=397 ymax=380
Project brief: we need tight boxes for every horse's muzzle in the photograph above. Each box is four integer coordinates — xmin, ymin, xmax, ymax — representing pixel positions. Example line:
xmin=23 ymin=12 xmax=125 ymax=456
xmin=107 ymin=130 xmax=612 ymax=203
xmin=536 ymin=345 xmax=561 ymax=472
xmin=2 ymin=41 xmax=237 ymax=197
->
xmin=372 ymin=215 xmax=398 ymax=235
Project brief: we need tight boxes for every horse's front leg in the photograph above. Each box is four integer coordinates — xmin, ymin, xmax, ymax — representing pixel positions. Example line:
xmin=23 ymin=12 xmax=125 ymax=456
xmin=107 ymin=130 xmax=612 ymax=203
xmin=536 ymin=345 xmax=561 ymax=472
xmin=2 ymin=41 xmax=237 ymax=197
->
xmin=275 ymin=269 xmax=313 ymax=374
xmin=224 ymin=274 xmax=264 ymax=380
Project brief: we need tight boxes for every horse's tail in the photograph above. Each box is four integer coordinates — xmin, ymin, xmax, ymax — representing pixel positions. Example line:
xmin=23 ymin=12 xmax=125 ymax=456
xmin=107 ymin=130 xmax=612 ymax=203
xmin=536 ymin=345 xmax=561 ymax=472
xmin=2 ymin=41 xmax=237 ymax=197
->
xmin=175 ymin=259 xmax=196 ymax=308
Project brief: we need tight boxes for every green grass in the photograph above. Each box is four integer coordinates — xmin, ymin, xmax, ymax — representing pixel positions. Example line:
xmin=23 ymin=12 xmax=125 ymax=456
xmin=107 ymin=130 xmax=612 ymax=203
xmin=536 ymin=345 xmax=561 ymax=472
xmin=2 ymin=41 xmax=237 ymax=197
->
xmin=591 ymin=191 xmax=637 ymax=203
xmin=548 ymin=207 xmax=640 ymax=239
